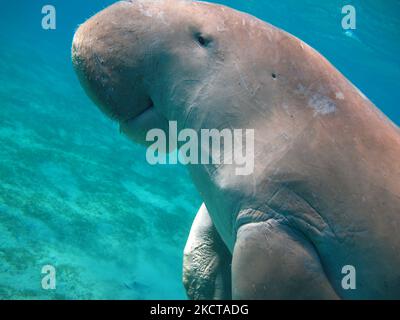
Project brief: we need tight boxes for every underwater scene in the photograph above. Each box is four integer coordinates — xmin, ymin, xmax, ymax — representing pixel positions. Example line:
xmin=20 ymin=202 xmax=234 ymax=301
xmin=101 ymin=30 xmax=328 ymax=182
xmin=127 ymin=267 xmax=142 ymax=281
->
xmin=0 ymin=0 xmax=399 ymax=300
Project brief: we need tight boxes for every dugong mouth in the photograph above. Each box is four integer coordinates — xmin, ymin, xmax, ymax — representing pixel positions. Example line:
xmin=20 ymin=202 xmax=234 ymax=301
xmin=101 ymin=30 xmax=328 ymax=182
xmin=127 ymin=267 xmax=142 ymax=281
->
xmin=123 ymin=98 xmax=155 ymax=123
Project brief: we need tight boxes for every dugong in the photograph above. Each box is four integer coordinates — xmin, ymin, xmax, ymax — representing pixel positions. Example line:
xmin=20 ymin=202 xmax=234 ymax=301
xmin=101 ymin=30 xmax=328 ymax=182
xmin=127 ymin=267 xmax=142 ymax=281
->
xmin=72 ymin=0 xmax=400 ymax=299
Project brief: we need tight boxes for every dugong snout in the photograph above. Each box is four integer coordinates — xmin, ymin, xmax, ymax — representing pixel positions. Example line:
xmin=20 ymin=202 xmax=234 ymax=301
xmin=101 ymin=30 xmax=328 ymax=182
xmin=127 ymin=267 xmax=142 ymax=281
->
xmin=72 ymin=1 xmax=155 ymax=123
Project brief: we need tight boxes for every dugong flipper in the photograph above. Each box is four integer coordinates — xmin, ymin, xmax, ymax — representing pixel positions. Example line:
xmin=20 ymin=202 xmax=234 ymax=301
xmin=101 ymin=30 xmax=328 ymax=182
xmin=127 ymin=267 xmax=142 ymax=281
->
xmin=232 ymin=216 xmax=339 ymax=299
xmin=183 ymin=204 xmax=231 ymax=299
xmin=184 ymin=205 xmax=339 ymax=299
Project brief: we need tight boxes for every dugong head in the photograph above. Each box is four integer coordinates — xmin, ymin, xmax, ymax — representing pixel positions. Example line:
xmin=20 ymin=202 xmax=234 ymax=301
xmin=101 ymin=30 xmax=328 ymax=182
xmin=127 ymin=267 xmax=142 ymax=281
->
xmin=72 ymin=0 xmax=278 ymax=144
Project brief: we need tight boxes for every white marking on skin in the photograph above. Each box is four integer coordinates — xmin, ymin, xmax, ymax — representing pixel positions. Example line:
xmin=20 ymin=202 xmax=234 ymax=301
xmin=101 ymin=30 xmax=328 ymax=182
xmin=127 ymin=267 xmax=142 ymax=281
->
xmin=295 ymin=83 xmax=307 ymax=95
xmin=217 ymin=21 xmax=228 ymax=32
xmin=137 ymin=2 xmax=149 ymax=17
xmin=137 ymin=1 xmax=162 ymax=18
xmin=142 ymin=9 xmax=153 ymax=17
xmin=335 ymin=92 xmax=345 ymax=100
xmin=156 ymin=11 xmax=167 ymax=24
xmin=234 ymin=62 xmax=251 ymax=94
xmin=296 ymin=84 xmax=336 ymax=116
xmin=282 ymin=103 xmax=290 ymax=115
xmin=308 ymin=94 xmax=336 ymax=116
xmin=281 ymin=133 xmax=290 ymax=140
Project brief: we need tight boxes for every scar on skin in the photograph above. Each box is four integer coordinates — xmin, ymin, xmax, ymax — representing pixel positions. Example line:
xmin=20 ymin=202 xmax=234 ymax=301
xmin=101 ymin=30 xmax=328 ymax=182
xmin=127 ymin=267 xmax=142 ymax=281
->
xmin=295 ymin=84 xmax=337 ymax=116
xmin=308 ymin=94 xmax=336 ymax=116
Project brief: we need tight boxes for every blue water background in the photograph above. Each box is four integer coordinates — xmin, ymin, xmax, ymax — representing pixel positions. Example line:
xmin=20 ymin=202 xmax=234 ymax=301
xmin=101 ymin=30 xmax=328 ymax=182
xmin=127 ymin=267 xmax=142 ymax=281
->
xmin=0 ymin=0 xmax=399 ymax=299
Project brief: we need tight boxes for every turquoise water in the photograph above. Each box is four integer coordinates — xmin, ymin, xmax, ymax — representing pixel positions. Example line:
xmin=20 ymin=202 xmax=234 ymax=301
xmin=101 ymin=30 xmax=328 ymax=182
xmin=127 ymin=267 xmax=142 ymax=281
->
xmin=0 ymin=0 xmax=399 ymax=299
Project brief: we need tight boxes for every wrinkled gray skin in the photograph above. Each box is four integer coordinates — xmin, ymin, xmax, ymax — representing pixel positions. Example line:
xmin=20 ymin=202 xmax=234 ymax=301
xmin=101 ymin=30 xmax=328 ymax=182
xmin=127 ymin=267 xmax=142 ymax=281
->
xmin=72 ymin=0 xmax=400 ymax=299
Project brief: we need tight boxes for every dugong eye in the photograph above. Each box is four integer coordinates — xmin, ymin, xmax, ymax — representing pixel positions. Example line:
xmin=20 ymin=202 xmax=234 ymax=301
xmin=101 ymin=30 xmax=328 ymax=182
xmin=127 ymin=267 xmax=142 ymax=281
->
xmin=195 ymin=33 xmax=211 ymax=47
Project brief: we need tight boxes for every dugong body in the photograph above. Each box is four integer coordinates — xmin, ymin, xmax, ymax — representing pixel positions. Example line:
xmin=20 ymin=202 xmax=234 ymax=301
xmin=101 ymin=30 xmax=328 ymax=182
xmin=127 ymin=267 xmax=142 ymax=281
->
xmin=72 ymin=0 xmax=400 ymax=299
